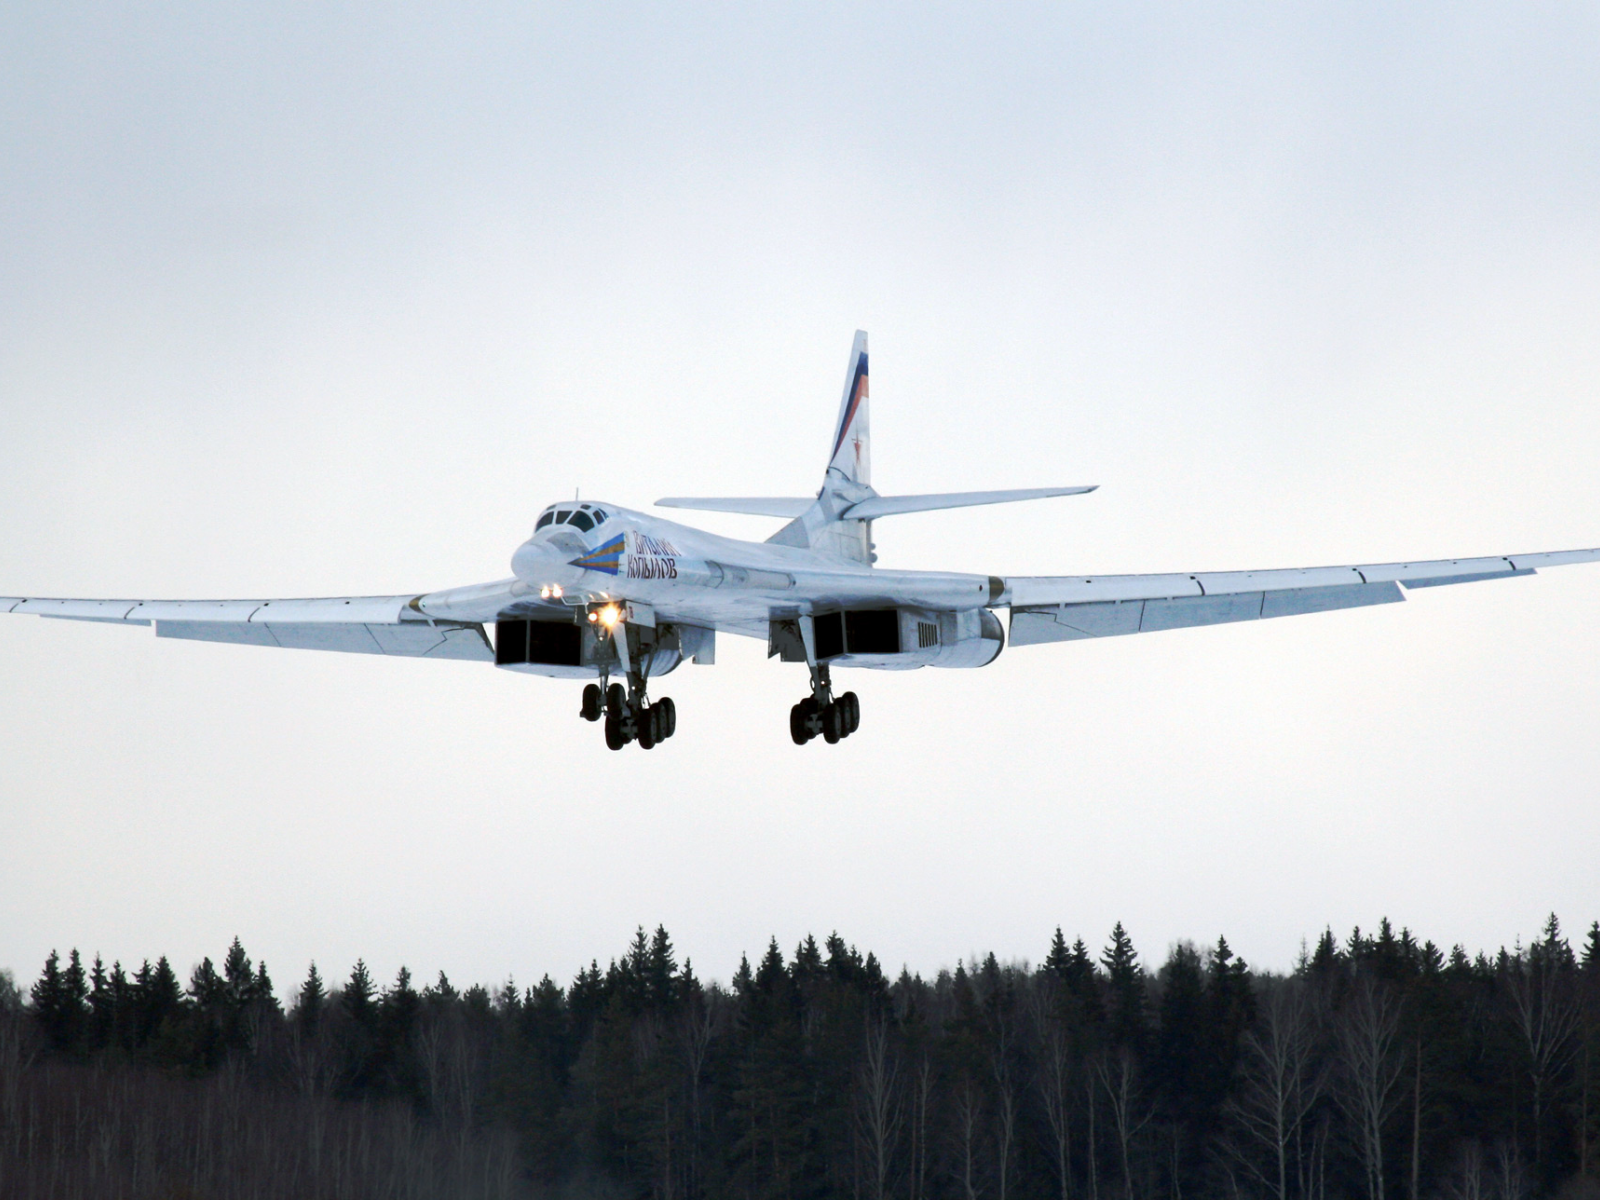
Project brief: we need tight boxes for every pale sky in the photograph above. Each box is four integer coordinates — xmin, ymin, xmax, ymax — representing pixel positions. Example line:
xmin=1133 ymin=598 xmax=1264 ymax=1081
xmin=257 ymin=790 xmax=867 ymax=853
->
xmin=3 ymin=4 xmax=1599 ymax=998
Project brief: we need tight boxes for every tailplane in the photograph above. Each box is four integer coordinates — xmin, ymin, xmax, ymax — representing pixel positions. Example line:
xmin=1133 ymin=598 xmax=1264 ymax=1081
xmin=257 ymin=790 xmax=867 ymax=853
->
xmin=655 ymin=331 xmax=1093 ymax=565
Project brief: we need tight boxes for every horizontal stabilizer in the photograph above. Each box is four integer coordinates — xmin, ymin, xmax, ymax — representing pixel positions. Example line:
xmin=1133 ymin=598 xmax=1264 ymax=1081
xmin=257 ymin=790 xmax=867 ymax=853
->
xmin=842 ymin=486 xmax=1097 ymax=520
xmin=655 ymin=497 xmax=815 ymax=518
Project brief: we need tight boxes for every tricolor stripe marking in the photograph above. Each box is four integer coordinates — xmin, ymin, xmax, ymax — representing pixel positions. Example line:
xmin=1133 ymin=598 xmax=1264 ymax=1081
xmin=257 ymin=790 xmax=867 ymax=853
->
xmin=570 ymin=534 xmax=625 ymax=576
xmin=831 ymin=353 xmax=868 ymax=459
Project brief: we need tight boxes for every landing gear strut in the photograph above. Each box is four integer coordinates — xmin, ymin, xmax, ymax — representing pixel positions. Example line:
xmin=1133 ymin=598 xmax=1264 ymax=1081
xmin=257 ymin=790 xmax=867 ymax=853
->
xmin=588 ymin=673 xmax=677 ymax=752
xmin=790 ymin=662 xmax=859 ymax=746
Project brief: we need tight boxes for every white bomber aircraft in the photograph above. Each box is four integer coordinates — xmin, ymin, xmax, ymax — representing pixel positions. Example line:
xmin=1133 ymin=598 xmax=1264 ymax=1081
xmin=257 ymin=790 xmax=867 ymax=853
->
xmin=6 ymin=331 xmax=1600 ymax=750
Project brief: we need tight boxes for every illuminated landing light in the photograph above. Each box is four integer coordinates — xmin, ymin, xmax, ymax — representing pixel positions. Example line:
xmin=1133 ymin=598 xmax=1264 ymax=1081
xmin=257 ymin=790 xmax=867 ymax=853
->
xmin=587 ymin=611 xmax=598 ymax=623
xmin=598 ymin=604 xmax=621 ymax=628
xmin=551 ymin=584 xmax=563 ymax=598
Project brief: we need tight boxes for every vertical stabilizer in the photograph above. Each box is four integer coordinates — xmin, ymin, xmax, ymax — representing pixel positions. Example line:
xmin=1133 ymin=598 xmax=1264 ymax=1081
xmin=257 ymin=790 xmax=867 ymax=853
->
xmin=826 ymin=330 xmax=870 ymax=489
xmin=766 ymin=330 xmax=875 ymax=562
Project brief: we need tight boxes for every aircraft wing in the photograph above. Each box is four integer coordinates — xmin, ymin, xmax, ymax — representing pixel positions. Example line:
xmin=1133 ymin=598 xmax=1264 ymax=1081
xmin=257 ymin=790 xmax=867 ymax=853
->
xmin=0 ymin=586 xmax=526 ymax=661
xmin=1004 ymin=548 xmax=1600 ymax=645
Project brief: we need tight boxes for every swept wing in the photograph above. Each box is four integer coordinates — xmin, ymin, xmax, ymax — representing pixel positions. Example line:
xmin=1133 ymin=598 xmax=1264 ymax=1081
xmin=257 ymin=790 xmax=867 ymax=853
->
xmin=1004 ymin=549 xmax=1600 ymax=645
xmin=0 ymin=588 xmax=521 ymax=660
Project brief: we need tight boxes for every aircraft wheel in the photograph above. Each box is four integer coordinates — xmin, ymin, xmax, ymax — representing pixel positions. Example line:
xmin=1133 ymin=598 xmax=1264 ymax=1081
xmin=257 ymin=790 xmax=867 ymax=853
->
xmin=839 ymin=691 xmax=860 ymax=736
xmin=581 ymin=684 xmax=604 ymax=722
xmin=606 ymin=682 xmax=627 ymax=715
xmin=821 ymin=703 xmax=843 ymax=744
xmin=604 ymin=715 xmax=627 ymax=751
xmin=638 ymin=707 xmax=657 ymax=750
xmin=657 ymin=697 xmax=676 ymax=739
xmin=790 ymin=702 xmax=810 ymax=745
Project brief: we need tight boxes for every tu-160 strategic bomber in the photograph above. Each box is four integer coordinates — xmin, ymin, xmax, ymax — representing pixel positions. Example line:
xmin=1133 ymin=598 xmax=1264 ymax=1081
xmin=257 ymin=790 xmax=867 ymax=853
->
xmin=6 ymin=332 xmax=1599 ymax=750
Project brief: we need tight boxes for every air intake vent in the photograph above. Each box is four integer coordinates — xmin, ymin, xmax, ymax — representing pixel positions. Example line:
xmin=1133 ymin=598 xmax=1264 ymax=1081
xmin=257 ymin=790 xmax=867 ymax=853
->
xmin=918 ymin=621 xmax=939 ymax=648
xmin=496 ymin=619 xmax=582 ymax=666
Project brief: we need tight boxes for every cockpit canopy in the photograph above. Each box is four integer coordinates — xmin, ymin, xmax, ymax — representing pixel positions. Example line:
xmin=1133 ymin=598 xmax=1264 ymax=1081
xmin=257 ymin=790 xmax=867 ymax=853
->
xmin=534 ymin=502 xmax=608 ymax=535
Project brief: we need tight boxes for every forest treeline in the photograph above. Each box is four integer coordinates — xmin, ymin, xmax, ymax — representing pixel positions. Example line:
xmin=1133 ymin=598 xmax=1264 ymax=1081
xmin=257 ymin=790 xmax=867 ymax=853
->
xmin=3 ymin=918 xmax=1600 ymax=1200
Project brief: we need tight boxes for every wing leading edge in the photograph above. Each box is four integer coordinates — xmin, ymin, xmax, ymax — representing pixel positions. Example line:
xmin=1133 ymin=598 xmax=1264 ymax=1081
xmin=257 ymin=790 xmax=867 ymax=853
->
xmin=0 ymin=593 xmax=499 ymax=661
xmin=1004 ymin=548 xmax=1600 ymax=645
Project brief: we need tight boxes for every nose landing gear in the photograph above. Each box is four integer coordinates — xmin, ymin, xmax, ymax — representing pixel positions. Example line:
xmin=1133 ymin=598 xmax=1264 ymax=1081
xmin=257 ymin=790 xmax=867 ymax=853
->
xmin=789 ymin=663 xmax=860 ymax=746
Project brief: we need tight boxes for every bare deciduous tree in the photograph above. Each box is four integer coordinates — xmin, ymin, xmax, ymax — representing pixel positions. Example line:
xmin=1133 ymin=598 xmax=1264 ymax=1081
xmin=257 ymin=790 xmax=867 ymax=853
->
xmin=1334 ymin=978 xmax=1406 ymax=1200
xmin=1097 ymin=1049 xmax=1152 ymax=1200
xmin=1503 ymin=935 xmax=1579 ymax=1169
xmin=1224 ymin=978 xmax=1324 ymax=1200
xmin=952 ymin=1077 xmax=984 ymax=1200
xmin=856 ymin=1017 xmax=904 ymax=1200
xmin=1034 ymin=1011 xmax=1075 ymax=1200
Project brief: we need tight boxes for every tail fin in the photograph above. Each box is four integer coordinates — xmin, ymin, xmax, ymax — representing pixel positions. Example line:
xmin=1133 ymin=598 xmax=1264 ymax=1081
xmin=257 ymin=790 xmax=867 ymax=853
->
xmin=826 ymin=330 xmax=870 ymax=489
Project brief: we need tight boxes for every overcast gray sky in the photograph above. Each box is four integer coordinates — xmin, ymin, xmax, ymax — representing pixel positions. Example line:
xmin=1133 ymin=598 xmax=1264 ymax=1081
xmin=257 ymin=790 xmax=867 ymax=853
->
xmin=3 ymin=4 xmax=1600 ymax=998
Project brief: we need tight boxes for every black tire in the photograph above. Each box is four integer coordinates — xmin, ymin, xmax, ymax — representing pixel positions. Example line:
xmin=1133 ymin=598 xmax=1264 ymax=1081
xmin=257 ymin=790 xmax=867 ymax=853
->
xmin=606 ymin=682 xmax=626 ymax=715
xmin=790 ymin=702 xmax=809 ymax=745
xmin=838 ymin=691 xmax=859 ymax=735
xmin=638 ymin=707 xmax=657 ymax=750
xmin=604 ymin=716 xmax=627 ymax=751
xmin=822 ymin=703 xmax=842 ymax=744
xmin=657 ymin=696 xmax=676 ymax=738
xmin=581 ymin=683 xmax=603 ymax=722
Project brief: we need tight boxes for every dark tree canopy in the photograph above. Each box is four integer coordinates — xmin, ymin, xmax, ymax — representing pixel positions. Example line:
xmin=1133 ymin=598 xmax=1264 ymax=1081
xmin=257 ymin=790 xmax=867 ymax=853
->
xmin=6 ymin=915 xmax=1600 ymax=1200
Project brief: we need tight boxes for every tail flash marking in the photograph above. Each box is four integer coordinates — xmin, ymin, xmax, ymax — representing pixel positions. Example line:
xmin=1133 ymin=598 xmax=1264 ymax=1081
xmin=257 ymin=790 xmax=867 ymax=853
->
xmin=831 ymin=352 xmax=869 ymax=461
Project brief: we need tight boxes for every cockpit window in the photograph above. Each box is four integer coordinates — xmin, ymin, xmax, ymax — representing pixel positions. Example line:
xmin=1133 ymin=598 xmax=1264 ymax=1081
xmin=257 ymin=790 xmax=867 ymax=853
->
xmin=535 ymin=512 xmax=555 ymax=530
xmin=554 ymin=509 xmax=572 ymax=524
xmin=568 ymin=511 xmax=594 ymax=532
xmin=591 ymin=509 xmax=607 ymax=524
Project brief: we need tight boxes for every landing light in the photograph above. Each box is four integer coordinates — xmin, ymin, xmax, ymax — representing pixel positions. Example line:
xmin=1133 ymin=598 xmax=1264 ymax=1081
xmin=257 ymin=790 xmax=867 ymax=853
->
xmin=598 ymin=604 xmax=621 ymax=628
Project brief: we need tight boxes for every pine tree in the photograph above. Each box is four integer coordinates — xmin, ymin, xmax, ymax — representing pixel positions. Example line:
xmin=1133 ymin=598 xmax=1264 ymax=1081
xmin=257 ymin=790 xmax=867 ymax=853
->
xmin=190 ymin=957 xmax=224 ymax=1007
xmin=253 ymin=961 xmax=275 ymax=1009
xmin=424 ymin=969 xmax=457 ymax=1005
xmin=1155 ymin=940 xmax=1207 ymax=1130
xmin=108 ymin=961 xmax=131 ymax=1053
xmin=646 ymin=925 xmax=677 ymax=1008
xmin=344 ymin=959 xmax=375 ymax=1025
xmin=1309 ymin=927 xmax=1341 ymax=975
xmin=1102 ymin=922 xmax=1146 ymax=1052
xmin=223 ymin=937 xmax=253 ymax=1007
xmin=1202 ymin=936 xmax=1254 ymax=1128
xmin=88 ymin=954 xmax=112 ymax=1053
xmin=295 ymin=962 xmax=325 ymax=1033
xmin=30 ymin=949 xmax=68 ymax=1050
xmin=148 ymin=957 xmax=182 ymax=1026
xmin=379 ymin=966 xmax=421 ymax=1101
xmin=1045 ymin=926 xmax=1072 ymax=979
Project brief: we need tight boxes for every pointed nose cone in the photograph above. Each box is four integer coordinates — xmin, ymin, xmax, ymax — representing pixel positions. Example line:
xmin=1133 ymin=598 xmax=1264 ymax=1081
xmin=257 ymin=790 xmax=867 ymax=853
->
xmin=511 ymin=538 xmax=568 ymax=583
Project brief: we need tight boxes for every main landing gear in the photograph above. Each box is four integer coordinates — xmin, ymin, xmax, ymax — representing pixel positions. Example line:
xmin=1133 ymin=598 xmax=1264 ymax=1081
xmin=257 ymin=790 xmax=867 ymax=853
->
xmin=582 ymin=678 xmax=677 ymax=751
xmin=790 ymin=662 xmax=860 ymax=746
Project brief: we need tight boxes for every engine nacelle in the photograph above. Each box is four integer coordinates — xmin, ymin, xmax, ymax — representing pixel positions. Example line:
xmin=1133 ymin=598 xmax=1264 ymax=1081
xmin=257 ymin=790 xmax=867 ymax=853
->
xmin=494 ymin=618 xmax=695 ymax=679
xmin=772 ymin=607 xmax=1004 ymax=670
xmin=924 ymin=607 xmax=1006 ymax=668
